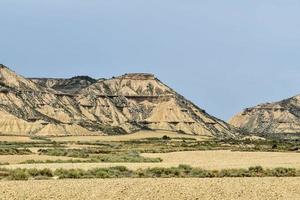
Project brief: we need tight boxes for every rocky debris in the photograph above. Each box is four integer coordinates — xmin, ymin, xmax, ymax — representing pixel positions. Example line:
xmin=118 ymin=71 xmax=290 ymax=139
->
xmin=0 ymin=65 xmax=236 ymax=137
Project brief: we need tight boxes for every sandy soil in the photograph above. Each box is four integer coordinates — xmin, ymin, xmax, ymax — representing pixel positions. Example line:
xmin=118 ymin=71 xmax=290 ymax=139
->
xmin=5 ymin=150 xmax=300 ymax=170
xmin=0 ymin=136 xmax=39 ymax=142
xmin=142 ymin=150 xmax=300 ymax=169
xmin=0 ymin=178 xmax=299 ymax=200
xmin=49 ymin=130 xmax=210 ymax=142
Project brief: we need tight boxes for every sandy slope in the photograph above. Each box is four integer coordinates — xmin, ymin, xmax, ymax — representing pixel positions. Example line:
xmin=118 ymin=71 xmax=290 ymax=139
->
xmin=0 ymin=178 xmax=299 ymax=200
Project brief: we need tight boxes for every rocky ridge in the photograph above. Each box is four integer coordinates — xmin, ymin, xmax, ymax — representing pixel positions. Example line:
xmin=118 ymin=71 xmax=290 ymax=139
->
xmin=229 ymin=95 xmax=300 ymax=138
xmin=0 ymin=64 xmax=236 ymax=137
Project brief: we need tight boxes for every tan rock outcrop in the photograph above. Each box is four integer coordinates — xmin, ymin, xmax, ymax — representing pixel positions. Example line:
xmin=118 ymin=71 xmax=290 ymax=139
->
xmin=0 ymin=64 xmax=236 ymax=137
xmin=229 ymin=95 xmax=300 ymax=137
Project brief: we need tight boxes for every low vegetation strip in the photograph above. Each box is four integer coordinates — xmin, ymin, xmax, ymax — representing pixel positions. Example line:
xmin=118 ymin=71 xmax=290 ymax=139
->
xmin=37 ymin=148 xmax=162 ymax=163
xmin=0 ymin=148 xmax=32 ymax=155
xmin=20 ymin=154 xmax=162 ymax=164
xmin=0 ymin=165 xmax=298 ymax=181
xmin=0 ymin=162 xmax=9 ymax=165
xmin=74 ymin=137 xmax=300 ymax=154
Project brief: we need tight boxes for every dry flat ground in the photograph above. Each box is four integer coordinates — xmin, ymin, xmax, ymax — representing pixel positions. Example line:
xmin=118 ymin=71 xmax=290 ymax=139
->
xmin=1 ymin=178 xmax=300 ymax=200
xmin=0 ymin=136 xmax=40 ymax=142
xmin=142 ymin=150 xmax=300 ymax=169
xmin=49 ymin=130 xmax=210 ymax=142
xmin=5 ymin=150 xmax=300 ymax=170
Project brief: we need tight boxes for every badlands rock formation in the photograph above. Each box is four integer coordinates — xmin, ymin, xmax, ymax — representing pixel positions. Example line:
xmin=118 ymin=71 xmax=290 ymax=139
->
xmin=230 ymin=95 xmax=300 ymax=137
xmin=0 ymin=64 xmax=235 ymax=137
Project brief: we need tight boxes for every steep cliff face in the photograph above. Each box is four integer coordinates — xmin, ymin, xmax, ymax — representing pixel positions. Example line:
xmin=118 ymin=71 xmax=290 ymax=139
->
xmin=229 ymin=95 xmax=300 ymax=137
xmin=0 ymin=65 xmax=236 ymax=137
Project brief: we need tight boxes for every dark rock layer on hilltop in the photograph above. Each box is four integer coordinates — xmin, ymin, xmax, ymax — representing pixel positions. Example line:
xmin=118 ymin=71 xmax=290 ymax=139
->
xmin=0 ymin=64 xmax=237 ymax=137
xmin=30 ymin=76 xmax=97 ymax=94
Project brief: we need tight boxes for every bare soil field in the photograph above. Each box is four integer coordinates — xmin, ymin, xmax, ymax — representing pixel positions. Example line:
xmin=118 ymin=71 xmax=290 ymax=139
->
xmin=0 ymin=136 xmax=39 ymax=142
xmin=49 ymin=130 xmax=210 ymax=142
xmin=0 ymin=178 xmax=299 ymax=200
xmin=5 ymin=150 xmax=300 ymax=170
xmin=142 ymin=150 xmax=300 ymax=169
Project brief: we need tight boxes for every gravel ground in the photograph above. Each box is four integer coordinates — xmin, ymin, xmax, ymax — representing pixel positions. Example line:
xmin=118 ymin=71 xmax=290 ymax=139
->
xmin=0 ymin=178 xmax=300 ymax=200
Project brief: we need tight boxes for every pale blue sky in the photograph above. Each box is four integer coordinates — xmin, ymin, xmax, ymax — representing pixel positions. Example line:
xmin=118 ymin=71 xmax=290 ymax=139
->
xmin=1 ymin=0 xmax=300 ymax=120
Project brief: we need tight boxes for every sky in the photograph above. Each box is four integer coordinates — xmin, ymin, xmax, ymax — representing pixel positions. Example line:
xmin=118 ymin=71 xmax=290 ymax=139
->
xmin=1 ymin=0 xmax=300 ymax=121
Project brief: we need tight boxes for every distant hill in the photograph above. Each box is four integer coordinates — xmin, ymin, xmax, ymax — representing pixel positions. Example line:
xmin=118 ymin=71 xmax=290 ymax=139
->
xmin=0 ymin=64 xmax=236 ymax=137
xmin=229 ymin=95 xmax=300 ymax=138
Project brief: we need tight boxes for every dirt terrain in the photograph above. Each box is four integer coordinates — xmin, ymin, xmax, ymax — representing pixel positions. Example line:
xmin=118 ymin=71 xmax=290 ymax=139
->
xmin=5 ymin=150 xmax=300 ymax=170
xmin=1 ymin=178 xmax=299 ymax=200
xmin=0 ymin=136 xmax=41 ymax=142
xmin=1 ymin=127 xmax=299 ymax=200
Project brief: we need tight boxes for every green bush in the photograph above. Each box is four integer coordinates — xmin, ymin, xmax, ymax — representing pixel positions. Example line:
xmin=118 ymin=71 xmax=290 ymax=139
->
xmin=38 ymin=148 xmax=89 ymax=158
xmin=54 ymin=168 xmax=86 ymax=179
xmin=0 ymin=166 xmax=299 ymax=180
xmin=191 ymin=168 xmax=214 ymax=178
xmin=0 ymin=148 xmax=32 ymax=155
xmin=94 ymin=152 xmax=162 ymax=163
xmin=178 ymin=164 xmax=193 ymax=173
xmin=162 ymin=135 xmax=171 ymax=140
xmin=267 ymin=167 xmax=296 ymax=177
xmin=0 ymin=162 xmax=9 ymax=165
xmin=8 ymin=169 xmax=30 ymax=180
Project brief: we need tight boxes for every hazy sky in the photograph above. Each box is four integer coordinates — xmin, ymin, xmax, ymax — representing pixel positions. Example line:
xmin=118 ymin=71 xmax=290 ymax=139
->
xmin=1 ymin=0 xmax=300 ymax=121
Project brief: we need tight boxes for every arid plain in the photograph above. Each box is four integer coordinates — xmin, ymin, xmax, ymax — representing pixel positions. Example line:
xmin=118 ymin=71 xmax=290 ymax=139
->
xmin=1 ymin=66 xmax=300 ymax=199
xmin=1 ymin=131 xmax=300 ymax=199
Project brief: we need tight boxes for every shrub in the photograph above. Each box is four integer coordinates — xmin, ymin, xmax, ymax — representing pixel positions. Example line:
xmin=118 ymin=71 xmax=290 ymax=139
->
xmin=248 ymin=166 xmax=264 ymax=177
xmin=38 ymin=149 xmax=89 ymax=158
xmin=178 ymin=164 xmax=193 ymax=173
xmin=0 ymin=162 xmax=9 ymax=166
xmin=268 ymin=168 xmax=296 ymax=177
xmin=54 ymin=169 xmax=85 ymax=179
xmin=9 ymin=169 xmax=30 ymax=180
xmin=0 ymin=148 xmax=32 ymax=155
xmin=191 ymin=168 xmax=213 ymax=178
xmin=162 ymin=135 xmax=171 ymax=140
xmin=0 ymin=166 xmax=299 ymax=180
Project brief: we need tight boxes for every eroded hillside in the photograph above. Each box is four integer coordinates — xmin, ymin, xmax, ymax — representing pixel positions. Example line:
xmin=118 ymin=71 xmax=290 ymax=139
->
xmin=229 ymin=95 xmax=300 ymax=137
xmin=0 ymin=64 xmax=236 ymax=137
